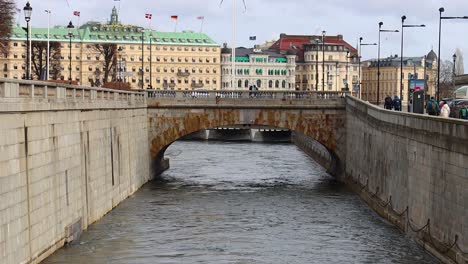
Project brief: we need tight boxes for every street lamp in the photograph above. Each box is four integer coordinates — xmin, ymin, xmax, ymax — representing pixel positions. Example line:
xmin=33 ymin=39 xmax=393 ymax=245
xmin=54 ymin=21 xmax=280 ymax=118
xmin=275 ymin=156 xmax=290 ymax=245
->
xmin=358 ymin=37 xmax=377 ymax=99
xmin=314 ymin=38 xmax=320 ymax=91
xmin=437 ymin=7 xmax=468 ymax=101
xmin=346 ymin=50 xmax=350 ymax=91
xmin=377 ymin=22 xmax=399 ymax=106
xmin=67 ymin=21 xmax=74 ymax=84
xmin=118 ymin=46 xmax=123 ymax=81
xmin=45 ymin=10 xmax=51 ymax=80
xmin=149 ymin=31 xmax=153 ymax=89
xmin=23 ymin=2 xmax=32 ymax=80
xmin=400 ymin=15 xmax=425 ymax=104
xmin=322 ymin=30 xmax=326 ymax=91
xmin=141 ymin=29 xmax=144 ymax=89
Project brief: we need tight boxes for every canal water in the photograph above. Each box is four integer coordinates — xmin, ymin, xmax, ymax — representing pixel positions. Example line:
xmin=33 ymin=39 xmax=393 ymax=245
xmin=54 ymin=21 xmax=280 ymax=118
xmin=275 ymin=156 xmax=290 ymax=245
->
xmin=44 ymin=141 xmax=439 ymax=264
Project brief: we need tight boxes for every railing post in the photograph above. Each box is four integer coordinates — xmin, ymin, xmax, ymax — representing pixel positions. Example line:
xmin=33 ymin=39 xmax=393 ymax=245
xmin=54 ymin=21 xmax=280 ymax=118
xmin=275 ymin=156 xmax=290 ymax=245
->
xmin=31 ymin=84 xmax=35 ymax=99
xmin=44 ymin=85 xmax=48 ymax=99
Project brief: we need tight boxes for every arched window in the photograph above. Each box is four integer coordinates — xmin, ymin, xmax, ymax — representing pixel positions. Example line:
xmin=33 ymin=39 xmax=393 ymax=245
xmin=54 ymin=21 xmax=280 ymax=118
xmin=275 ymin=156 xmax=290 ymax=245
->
xmin=257 ymin=80 xmax=261 ymax=88
xmin=244 ymin=80 xmax=249 ymax=88
xmin=269 ymin=80 xmax=273 ymax=88
xmin=275 ymin=80 xmax=280 ymax=88
xmin=282 ymin=80 xmax=286 ymax=88
xmin=238 ymin=79 xmax=242 ymax=88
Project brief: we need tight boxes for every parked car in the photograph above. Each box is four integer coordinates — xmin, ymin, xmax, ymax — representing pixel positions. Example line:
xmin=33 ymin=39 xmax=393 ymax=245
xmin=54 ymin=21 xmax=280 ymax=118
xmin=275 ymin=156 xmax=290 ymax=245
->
xmin=448 ymin=99 xmax=468 ymax=118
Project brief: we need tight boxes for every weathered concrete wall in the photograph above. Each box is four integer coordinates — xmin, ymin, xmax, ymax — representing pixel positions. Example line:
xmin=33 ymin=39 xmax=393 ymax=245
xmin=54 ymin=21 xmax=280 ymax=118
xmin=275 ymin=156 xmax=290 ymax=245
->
xmin=0 ymin=80 xmax=150 ymax=264
xmin=291 ymin=132 xmax=334 ymax=174
xmin=345 ymin=96 xmax=468 ymax=264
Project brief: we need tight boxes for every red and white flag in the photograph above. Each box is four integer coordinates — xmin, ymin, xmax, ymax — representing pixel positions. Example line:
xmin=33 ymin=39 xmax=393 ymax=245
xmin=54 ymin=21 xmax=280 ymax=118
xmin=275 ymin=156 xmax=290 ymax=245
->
xmin=171 ymin=15 xmax=178 ymax=20
xmin=197 ymin=16 xmax=204 ymax=20
xmin=73 ymin=11 xmax=80 ymax=17
xmin=145 ymin=13 xmax=152 ymax=19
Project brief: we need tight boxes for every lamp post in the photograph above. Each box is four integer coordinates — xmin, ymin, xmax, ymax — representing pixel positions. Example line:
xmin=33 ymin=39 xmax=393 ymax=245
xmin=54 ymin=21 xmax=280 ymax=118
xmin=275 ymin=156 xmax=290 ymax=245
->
xmin=400 ymin=15 xmax=425 ymax=104
xmin=45 ymin=10 xmax=51 ymax=80
xmin=377 ymin=22 xmax=399 ymax=106
xmin=149 ymin=31 xmax=153 ymax=89
xmin=437 ymin=7 xmax=468 ymax=101
xmin=118 ymin=46 xmax=123 ymax=86
xmin=315 ymin=39 xmax=319 ymax=91
xmin=141 ymin=29 xmax=144 ymax=89
xmin=346 ymin=50 xmax=350 ymax=91
xmin=67 ymin=21 xmax=74 ymax=84
xmin=359 ymin=37 xmax=377 ymax=99
xmin=453 ymin=53 xmax=457 ymax=89
xmin=23 ymin=2 xmax=32 ymax=80
xmin=322 ymin=30 xmax=326 ymax=91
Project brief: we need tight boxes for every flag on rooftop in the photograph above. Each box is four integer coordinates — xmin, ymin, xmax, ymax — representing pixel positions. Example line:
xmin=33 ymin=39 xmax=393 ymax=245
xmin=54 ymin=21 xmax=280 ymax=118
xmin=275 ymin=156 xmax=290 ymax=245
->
xmin=197 ymin=16 xmax=204 ymax=20
xmin=249 ymin=36 xmax=256 ymax=40
xmin=73 ymin=11 xmax=80 ymax=17
xmin=171 ymin=15 xmax=178 ymax=20
xmin=145 ymin=13 xmax=152 ymax=19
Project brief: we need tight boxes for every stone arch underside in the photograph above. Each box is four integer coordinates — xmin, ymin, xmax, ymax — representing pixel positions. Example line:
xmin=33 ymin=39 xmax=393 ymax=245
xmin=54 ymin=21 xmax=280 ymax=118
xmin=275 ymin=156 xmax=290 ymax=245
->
xmin=147 ymin=108 xmax=346 ymax=178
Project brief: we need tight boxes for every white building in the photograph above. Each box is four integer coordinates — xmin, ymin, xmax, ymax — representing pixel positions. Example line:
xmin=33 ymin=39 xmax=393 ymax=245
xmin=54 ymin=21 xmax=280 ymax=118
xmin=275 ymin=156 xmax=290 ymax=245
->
xmin=221 ymin=46 xmax=296 ymax=90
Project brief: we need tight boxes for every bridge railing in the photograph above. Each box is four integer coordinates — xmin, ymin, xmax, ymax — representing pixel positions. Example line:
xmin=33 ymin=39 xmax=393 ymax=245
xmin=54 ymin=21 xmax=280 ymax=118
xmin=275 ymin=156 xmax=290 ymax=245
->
xmin=0 ymin=79 xmax=146 ymax=111
xmin=146 ymin=89 xmax=349 ymax=100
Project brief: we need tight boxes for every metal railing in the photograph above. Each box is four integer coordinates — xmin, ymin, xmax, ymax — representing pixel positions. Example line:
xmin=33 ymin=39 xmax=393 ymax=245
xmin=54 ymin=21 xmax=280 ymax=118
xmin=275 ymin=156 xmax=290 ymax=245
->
xmin=146 ymin=90 xmax=349 ymax=100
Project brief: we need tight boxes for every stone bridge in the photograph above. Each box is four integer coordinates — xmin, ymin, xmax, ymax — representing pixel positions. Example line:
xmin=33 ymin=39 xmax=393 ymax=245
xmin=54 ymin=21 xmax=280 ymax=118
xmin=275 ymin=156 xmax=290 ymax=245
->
xmin=0 ymin=80 xmax=466 ymax=264
xmin=146 ymin=90 xmax=347 ymax=178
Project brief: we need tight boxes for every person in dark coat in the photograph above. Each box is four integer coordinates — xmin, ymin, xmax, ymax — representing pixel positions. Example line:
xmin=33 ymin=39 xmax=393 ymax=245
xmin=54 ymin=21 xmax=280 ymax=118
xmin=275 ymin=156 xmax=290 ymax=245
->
xmin=392 ymin=95 xmax=401 ymax=111
xmin=384 ymin=95 xmax=393 ymax=110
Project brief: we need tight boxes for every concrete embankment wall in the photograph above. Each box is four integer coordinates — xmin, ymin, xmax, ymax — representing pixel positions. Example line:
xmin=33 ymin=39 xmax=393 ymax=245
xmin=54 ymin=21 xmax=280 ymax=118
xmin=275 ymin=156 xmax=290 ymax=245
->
xmin=345 ymin=96 xmax=468 ymax=264
xmin=291 ymin=132 xmax=333 ymax=174
xmin=0 ymin=80 xmax=150 ymax=264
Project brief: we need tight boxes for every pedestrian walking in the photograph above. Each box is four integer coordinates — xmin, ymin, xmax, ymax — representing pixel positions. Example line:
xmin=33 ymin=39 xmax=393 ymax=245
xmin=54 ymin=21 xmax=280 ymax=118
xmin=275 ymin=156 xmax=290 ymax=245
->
xmin=460 ymin=104 xmax=468 ymax=120
xmin=384 ymin=95 xmax=393 ymax=110
xmin=392 ymin=95 xmax=401 ymax=111
xmin=440 ymin=102 xmax=450 ymax=118
xmin=426 ymin=97 xmax=440 ymax=116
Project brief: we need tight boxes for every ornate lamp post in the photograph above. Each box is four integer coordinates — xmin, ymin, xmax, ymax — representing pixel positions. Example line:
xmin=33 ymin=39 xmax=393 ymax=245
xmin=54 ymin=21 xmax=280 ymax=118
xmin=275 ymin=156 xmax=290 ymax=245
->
xmin=23 ymin=2 xmax=32 ymax=80
xmin=67 ymin=21 xmax=74 ymax=84
xmin=322 ymin=30 xmax=326 ymax=91
xmin=377 ymin=22 xmax=399 ymax=106
xmin=400 ymin=15 xmax=425 ymax=103
xmin=358 ymin=37 xmax=377 ymax=99
xmin=315 ymin=39 xmax=320 ymax=91
xmin=437 ymin=7 xmax=468 ymax=101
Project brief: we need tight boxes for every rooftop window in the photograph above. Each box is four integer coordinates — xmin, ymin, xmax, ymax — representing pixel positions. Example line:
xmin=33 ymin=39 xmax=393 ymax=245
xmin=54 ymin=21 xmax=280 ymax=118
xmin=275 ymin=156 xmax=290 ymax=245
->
xmin=179 ymin=38 xmax=186 ymax=42
xmin=98 ymin=35 xmax=105 ymax=40
xmin=163 ymin=38 xmax=169 ymax=42
xmin=34 ymin=34 xmax=42 ymax=38
xmin=171 ymin=38 xmax=177 ymax=42
xmin=54 ymin=34 xmax=62 ymax=39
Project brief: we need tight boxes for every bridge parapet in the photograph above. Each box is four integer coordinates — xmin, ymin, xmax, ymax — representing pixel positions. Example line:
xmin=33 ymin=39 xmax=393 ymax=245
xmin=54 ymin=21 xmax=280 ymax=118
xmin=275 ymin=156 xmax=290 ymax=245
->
xmin=0 ymin=79 xmax=146 ymax=112
xmin=147 ymin=90 xmax=349 ymax=108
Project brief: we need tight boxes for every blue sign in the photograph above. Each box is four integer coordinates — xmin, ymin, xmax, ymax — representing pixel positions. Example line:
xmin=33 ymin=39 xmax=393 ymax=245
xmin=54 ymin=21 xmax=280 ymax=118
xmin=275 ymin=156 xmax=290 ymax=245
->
xmin=408 ymin=79 xmax=425 ymax=91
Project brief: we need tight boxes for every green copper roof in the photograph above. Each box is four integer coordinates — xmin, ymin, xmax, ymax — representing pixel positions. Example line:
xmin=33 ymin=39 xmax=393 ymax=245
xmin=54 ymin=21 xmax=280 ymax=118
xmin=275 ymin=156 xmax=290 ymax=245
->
xmin=10 ymin=23 xmax=219 ymax=47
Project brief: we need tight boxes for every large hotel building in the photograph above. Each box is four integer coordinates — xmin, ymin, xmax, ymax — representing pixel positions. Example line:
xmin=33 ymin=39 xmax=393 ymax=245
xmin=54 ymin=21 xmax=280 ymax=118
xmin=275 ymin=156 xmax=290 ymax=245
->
xmin=1 ymin=7 xmax=221 ymax=90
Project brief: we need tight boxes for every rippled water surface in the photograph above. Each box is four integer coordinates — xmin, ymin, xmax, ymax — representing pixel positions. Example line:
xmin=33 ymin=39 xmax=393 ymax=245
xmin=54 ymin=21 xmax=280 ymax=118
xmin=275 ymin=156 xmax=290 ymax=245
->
xmin=44 ymin=141 xmax=439 ymax=264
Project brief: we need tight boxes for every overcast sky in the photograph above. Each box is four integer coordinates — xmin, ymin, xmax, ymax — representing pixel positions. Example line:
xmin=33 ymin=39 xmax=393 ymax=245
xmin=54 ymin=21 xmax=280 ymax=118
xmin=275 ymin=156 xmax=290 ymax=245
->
xmin=17 ymin=0 xmax=468 ymax=71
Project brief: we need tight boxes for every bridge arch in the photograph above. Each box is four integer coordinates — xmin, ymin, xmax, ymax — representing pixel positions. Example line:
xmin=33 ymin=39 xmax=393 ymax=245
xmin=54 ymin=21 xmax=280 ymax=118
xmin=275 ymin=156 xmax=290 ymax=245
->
xmin=148 ymin=106 xmax=346 ymax=178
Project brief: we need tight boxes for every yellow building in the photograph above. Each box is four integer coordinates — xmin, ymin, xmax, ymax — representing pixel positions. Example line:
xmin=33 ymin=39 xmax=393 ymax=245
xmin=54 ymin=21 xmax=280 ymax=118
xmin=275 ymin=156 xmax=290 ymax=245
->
xmin=361 ymin=50 xmax=438 ymax=105
xmin=269 ymin=34 xmax=359 ymax=92
xmin=0 ymin=7 xmax=221 ymax=90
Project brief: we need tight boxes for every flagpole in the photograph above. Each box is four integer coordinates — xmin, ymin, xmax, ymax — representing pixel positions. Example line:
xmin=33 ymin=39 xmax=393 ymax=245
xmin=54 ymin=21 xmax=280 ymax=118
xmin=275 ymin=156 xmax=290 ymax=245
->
xmin=232 ymin=0 xmax=236 ymax=90
xmin=174 ymin=18 xmax=178 ymax=32
xmin=200 ymin=18 xmax=204 ymax=33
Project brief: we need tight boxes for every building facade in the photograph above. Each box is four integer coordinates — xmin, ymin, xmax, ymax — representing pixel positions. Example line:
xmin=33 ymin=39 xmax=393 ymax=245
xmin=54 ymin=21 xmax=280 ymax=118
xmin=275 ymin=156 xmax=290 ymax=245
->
xmin=221 ymin=46 xmax=296 ymax=90
xmin=269 ymin=34 xmax=359 ymax=92
xmin=0 ymin=7 xmax=221 ymax=90
xmin=361 ymin=50 xmax=437 ymax=105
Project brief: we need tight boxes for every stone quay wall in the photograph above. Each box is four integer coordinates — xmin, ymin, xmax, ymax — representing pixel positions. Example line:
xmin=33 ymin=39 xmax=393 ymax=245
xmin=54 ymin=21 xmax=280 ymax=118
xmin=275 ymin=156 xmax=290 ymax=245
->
xmin=345 ymin=96 xmax=468 ymax=264
xmin=0 ymin=80 xmax=150 ymax=264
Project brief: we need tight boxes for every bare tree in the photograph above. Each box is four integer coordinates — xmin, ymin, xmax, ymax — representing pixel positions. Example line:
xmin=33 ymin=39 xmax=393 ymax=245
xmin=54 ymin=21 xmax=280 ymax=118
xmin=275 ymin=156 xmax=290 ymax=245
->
xmin=29 ymin=41 xmax=61 ymax=79
xmin=0 ymin=0 xmax=15 ymax=56
xmin=92 ymin=43 xmax=117 ymax=83
xmin=439 ymin=60 xmax=456 ymax=99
